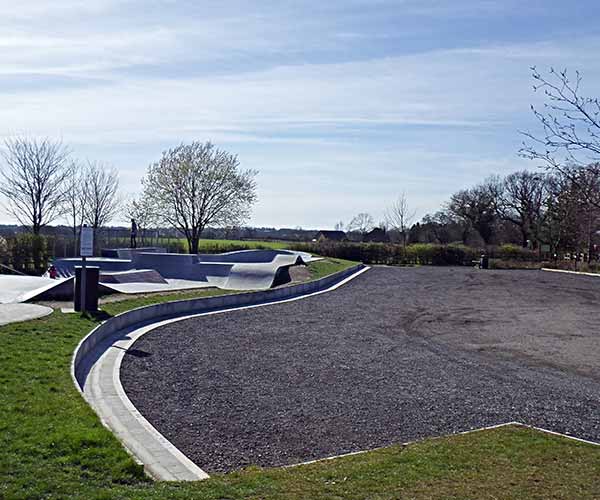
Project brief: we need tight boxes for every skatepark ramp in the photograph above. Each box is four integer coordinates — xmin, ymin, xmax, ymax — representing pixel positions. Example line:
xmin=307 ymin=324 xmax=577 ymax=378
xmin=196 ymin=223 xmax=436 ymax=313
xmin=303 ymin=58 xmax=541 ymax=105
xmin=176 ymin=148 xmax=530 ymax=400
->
xmin=0 ymin=249 xmax=319 ymax=303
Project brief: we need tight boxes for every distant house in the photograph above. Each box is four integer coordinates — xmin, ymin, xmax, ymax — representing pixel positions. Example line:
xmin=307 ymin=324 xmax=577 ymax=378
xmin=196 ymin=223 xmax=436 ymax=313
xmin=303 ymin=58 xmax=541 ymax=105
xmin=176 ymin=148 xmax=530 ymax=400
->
xmin=314 ymin=230 xmax=347 ymax=242
xmin=362 ymin=227 xmax=390 ymax=243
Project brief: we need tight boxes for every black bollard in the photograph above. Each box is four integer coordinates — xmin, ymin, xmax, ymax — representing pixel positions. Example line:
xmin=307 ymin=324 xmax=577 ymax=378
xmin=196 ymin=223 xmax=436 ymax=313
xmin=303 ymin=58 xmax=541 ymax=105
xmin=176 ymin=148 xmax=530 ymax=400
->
xmin=74 ymin=266 xmax=100 ymax=312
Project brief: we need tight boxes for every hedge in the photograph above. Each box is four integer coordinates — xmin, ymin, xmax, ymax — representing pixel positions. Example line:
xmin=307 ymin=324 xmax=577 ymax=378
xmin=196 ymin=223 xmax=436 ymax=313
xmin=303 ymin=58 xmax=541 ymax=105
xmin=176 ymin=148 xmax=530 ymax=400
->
xmin=290 ymin=241 xmax=541 ymax=267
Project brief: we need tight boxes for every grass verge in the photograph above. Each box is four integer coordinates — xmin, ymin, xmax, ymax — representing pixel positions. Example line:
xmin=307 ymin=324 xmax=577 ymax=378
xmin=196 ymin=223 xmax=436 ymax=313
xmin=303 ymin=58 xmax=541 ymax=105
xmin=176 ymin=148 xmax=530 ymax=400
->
xmin=305 ymin=257 xmax=358 ymax=280
xmin=1 ymin=262 xmax=599 ymax=499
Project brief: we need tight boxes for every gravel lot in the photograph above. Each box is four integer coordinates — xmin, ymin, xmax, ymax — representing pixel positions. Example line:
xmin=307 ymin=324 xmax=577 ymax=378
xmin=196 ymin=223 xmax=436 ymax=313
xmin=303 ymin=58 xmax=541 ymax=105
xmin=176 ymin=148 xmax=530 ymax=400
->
xmin=121 ymin=266 xmax=600 ymax=473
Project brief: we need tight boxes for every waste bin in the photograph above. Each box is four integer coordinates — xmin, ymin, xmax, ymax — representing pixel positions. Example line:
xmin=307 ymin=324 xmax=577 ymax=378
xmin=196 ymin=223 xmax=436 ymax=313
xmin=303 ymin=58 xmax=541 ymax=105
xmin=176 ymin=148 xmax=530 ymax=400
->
xmin=74 ymin=266 xmax=99 ymax=312
xmin=479 ymin=254 xmax=489 ymax=270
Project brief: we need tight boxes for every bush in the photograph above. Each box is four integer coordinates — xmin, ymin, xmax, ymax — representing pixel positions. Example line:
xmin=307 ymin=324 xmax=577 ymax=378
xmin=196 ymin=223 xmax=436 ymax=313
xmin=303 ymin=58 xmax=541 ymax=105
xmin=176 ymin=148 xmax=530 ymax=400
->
xmin=4 ymin=234 xmax=51 ymax=275
xmin=489 ymin=259 xmax=544 ymax=270
xmin=289 ymin=241 xmax=480 ymax=266
xmin=490 ymin=244 xmax=538 ymax=262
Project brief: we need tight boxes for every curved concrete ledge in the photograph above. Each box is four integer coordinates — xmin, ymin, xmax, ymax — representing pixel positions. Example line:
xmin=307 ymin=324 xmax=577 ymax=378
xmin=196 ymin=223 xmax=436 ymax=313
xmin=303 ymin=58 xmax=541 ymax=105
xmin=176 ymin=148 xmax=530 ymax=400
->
xmin=71 ymin=264 xmax=368 ymax=480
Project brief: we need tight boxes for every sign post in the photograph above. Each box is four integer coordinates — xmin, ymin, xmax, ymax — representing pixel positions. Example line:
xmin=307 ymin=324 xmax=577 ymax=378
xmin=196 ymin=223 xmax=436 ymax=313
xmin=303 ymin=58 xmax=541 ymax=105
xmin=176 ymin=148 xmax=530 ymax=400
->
xmin=79 ymin=226 xmax=94 ymax=313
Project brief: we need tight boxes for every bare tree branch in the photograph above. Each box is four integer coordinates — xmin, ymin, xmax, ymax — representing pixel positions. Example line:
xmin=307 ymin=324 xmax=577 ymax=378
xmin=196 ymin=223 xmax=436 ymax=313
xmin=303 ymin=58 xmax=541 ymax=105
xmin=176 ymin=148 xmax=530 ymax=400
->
xmin=82 ymin=161 xmax=121 ymax=243
xmin=385 ymin=192 xmax=415 ymax=247
xmin=346 ymin=213 xmax=374 ymax=235
xmin=0 ymin=136 xmax=71 ymax=234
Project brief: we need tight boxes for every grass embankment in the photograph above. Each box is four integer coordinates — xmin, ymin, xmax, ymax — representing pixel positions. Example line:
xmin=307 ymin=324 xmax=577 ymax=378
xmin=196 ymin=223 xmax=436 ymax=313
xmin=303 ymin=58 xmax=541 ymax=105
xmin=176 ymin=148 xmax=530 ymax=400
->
xmin=306 ymin=257 xmax=358 ymax=280
xmin=2 ymin=259 xmax=600 ymax=499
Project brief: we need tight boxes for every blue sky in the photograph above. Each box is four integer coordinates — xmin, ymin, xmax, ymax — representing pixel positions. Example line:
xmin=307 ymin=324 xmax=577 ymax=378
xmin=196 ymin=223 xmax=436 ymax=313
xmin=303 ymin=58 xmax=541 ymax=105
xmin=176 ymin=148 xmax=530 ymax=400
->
xmin=2 ymin=0 xmax=600 ymax=229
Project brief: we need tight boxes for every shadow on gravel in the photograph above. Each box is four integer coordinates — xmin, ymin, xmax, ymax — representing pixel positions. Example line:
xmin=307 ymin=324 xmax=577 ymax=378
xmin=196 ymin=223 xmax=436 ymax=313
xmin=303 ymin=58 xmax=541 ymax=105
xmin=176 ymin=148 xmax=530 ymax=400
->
xmin=124 ymin=348 xmax=152 ymax=358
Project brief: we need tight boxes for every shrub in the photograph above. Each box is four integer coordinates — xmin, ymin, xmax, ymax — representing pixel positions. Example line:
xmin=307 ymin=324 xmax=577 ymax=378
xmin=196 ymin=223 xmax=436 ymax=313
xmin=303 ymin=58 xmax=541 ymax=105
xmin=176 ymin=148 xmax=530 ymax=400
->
xmin=289 ymin=241 xmax=479 ymax=266
xmin=491 ymin=244 xmax=538 ymax=262
xmin=489 ymin=259 xmax=544 ymax=270
xmin=5 ymin=234 xmax=51 ymax=275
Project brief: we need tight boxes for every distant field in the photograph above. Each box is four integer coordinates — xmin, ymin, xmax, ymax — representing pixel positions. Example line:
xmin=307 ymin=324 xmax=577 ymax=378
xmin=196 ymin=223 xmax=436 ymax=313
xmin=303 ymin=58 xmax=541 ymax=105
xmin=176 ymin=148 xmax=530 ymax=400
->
xmin=196 ymin=239 xmax=290 ymax=251
xmin=109 ymin=237 xmax=292 ymax=253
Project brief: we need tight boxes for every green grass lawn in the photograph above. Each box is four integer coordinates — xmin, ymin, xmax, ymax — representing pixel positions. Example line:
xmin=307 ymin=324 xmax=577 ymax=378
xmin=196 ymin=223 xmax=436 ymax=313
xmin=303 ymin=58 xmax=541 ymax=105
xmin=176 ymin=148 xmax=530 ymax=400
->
xmin=306 ymin=257 xmax=358 ymax=280
xmin=2 ymin=261 xmax=599 ymax=499
xmin=196 ymin=238 xmax=289 ymax=251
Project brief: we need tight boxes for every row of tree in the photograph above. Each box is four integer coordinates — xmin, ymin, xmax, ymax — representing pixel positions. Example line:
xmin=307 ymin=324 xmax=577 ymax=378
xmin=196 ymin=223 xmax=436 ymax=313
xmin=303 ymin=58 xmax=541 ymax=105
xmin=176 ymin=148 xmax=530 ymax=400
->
xmin=418 ymin=167 xmax=599 ymax=256
xmin=0 ymin=137 xmax=121 ymax=243
xmin=426 ymin=67 xmax=600 ymax=256
xmin=0 ymin=139 xmax=258 ymax=254
xmin=340 ymin=68 xmax=600 ymax=258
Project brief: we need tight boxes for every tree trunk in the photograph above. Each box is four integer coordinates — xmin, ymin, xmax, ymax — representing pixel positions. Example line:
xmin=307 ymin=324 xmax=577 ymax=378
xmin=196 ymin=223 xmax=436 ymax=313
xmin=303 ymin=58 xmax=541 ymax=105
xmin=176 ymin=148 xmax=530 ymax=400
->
xmin=521 ymin=228 xmax=529 ymax=248
xmin=189 ymin=236 xmax=199 ymax=254
xmin=462 ymin=227 xmax=469 ymax=245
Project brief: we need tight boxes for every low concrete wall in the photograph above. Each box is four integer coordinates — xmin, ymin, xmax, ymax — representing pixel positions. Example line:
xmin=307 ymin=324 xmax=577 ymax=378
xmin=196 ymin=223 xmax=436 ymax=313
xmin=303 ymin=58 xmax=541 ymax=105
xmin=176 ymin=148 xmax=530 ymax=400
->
xmin=72 ymin=264 xmax=365 ymax=391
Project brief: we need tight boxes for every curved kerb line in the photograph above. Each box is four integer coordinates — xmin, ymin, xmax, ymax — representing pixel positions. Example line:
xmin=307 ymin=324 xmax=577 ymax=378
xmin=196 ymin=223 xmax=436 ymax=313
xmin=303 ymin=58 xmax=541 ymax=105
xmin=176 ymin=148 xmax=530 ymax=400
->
xmin=81 ymin=264 xmax=600 ymax=482
xmin=82 ymin=266 xmax=370 ymax=481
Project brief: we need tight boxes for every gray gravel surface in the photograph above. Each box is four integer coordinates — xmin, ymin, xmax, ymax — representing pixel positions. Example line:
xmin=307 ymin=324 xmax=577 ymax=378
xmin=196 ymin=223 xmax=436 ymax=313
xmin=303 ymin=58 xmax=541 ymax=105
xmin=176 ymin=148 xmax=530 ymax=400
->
xmin=120 ymin=266 xmax=600 ymax=473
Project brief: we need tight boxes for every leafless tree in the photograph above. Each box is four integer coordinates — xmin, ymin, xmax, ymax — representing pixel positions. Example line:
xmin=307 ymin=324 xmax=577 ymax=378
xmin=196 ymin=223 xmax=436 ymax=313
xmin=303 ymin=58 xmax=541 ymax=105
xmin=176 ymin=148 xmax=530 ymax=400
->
xmin=385 ymin=192 xmax=416 ymax=247
xmin=334 ymin=220 xmax=345 ymax=231
xmin=143 ymin=141 xmax=257 ymax=254
xmin=448 ymin=180 xmax=497 ymax=245
xmin=495 ymin=171 xmax=549 ymax=248
xmin=347 ymin=212 xmax=374 ymax=235
xmin=82 ymin=161 xmax=121 ymax=245
xmin=520 ymin=67 xmax=600 ymax=207
xmin=420 ymin=211 xmax=463 ymax=245
xmin=0 ymin=137 xmax=71 ymax=234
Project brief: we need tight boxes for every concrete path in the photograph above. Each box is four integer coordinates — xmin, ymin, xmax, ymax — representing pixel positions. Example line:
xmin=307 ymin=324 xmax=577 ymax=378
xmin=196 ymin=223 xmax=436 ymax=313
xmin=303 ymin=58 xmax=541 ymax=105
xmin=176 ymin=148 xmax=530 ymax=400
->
xmin=0 ymin=303 xmax=53 ymax=326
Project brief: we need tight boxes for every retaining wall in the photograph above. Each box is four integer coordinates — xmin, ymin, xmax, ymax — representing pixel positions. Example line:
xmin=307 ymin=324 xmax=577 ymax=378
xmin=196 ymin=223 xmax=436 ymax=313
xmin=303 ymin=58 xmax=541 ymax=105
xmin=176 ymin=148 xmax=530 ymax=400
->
xmin=73 ymin=264 xmax=365 ymax=391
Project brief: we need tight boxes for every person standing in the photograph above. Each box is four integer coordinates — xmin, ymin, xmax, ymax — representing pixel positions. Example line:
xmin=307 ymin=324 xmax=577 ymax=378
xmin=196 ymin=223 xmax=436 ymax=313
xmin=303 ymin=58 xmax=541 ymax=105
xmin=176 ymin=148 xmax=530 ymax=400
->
xmin=130 ymin=218 xmax=138 ymax=249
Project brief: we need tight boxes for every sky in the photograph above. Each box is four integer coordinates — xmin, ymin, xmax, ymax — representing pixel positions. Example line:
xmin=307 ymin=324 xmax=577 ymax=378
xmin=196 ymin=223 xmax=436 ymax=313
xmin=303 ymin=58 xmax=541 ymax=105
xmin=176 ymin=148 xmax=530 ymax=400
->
xmin=1 ymin=0 xmax=600 ymax=229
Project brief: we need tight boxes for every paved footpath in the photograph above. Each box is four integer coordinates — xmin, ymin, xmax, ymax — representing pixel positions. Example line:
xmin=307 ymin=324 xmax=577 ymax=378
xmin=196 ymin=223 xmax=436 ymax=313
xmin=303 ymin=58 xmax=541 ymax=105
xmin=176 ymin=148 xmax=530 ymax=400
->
xmin=0 ymin=303 xmax=53 ymax=325
xmin=121 ymin=266 xmax=600 ymax=473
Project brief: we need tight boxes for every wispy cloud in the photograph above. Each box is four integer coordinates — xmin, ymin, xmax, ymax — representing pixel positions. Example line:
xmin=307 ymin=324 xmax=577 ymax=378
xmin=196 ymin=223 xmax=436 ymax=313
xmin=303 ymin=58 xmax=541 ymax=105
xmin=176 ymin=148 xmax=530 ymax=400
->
xmin=1 ymin=1 xmax=600 ymax=227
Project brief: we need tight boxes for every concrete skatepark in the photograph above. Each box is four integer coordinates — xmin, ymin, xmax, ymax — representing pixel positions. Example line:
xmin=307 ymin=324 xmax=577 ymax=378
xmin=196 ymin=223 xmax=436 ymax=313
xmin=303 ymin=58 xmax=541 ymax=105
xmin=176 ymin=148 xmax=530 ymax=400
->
xmin=0 ymin=247 xmax=319 ymax=304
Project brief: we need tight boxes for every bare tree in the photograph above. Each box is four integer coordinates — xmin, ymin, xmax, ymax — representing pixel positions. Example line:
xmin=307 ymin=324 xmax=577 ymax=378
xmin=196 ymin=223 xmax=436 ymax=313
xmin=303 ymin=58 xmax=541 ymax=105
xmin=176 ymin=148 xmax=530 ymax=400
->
xmin=143 ymin=141 xmax=257 ymax=254
xmin=82 ymin=161 xmax=121 ymax=247
xmin=385 ymin=193 xmax=416 ymax=248
xmin=334 ymin=220 xmax=345 ymax=231
xmin=520 ymin=67 xmax=600 ymax=207
xmin=420 ymin=210 xmax=463 ymax=245
xmin=0 ymin=137 xmax=70 ymax=234
xmin=347 ymin=212 xmax=374 ymax=235
xmin=495 ymin=171 xmax=549 ymax=248
xmin=448 ymin=180 xmax=497 ymax=245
